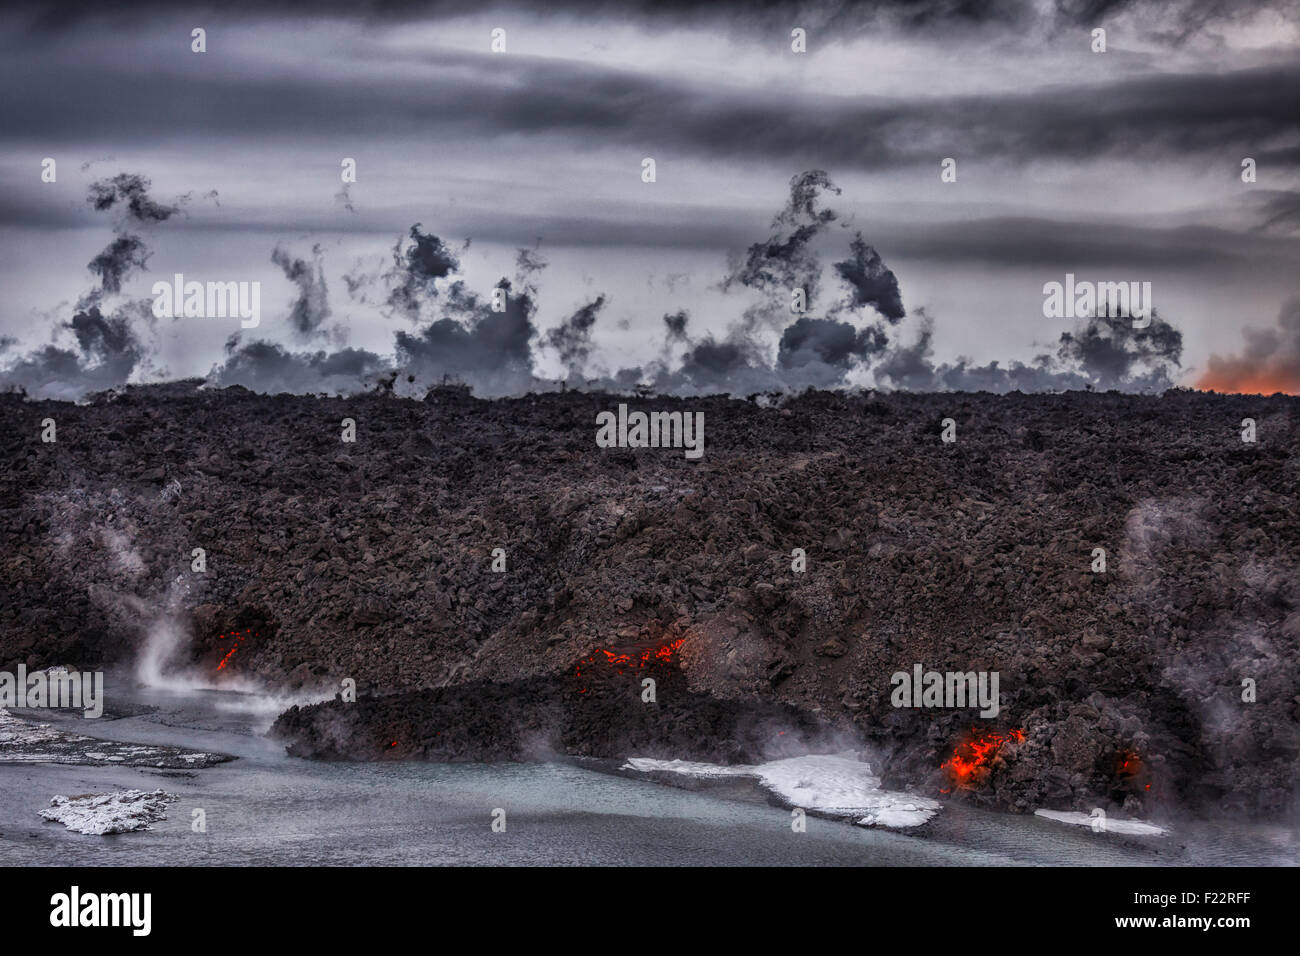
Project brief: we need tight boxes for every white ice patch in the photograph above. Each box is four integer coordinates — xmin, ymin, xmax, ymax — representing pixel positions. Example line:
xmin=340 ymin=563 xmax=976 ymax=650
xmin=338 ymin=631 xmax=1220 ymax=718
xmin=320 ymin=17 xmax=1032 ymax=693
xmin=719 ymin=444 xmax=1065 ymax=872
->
xmin=0 ymin=708 xmax=229 ymax=768
xmin=1034 ymin=809 xmax=1169 ymax=836
xmin=623 ymin=753 xmax=941 ymax=828
xmin=0 ymin=708 xmax=62 ymax=749
xmin=39 ymin=789 xmax=179 ymax=835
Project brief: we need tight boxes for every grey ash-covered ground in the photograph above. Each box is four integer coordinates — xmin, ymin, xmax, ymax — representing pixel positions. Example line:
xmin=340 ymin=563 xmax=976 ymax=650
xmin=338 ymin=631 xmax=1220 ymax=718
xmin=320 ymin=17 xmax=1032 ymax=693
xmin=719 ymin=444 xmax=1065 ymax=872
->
xmin=2 ymin=382 xmax=1297 ymax=819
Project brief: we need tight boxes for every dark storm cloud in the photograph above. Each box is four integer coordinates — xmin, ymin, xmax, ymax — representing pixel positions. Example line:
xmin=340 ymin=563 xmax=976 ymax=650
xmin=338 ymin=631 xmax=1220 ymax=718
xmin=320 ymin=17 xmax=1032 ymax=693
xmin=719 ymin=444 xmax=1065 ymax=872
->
xmin=272 ymin=244 xmax=331 ymax=339
xmin=1197 ymin=297 xmax=1300 ymax=394
xmin=4 ymin=42 xmax=1296 ymax=174
xmin=10 ymin=0 xmax=1281 ymax=36
xmin=1252 ymin=191 xmax=1300 ymax=234
xmin=877 ymin=217 xmax=1300 ymax=271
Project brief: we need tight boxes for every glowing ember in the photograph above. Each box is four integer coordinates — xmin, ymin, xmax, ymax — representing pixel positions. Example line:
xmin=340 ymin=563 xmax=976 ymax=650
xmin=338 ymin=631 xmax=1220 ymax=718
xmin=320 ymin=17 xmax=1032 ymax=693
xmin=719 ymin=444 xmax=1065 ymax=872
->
xmin=1116 ymin=750 xmax=1142 ymax=778
xmin=941 ymin=728 xmax=1025 ymax=789
xmin=1116 ymin=748 xmax=1157 ymax=796
xmin=573 ymin=637 xmax=685 ymax=694
xmin=214 ymin=629 xmax=256 ymax=671
xmin=574 ymin=638 xmax=684 ymax=678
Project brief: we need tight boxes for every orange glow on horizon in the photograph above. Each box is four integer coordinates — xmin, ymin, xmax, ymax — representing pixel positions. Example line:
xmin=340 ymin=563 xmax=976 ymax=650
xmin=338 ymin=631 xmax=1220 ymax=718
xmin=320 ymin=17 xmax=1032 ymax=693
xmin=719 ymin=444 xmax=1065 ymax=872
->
xmin=1195 ymin=370 xmax=1300 ymax=396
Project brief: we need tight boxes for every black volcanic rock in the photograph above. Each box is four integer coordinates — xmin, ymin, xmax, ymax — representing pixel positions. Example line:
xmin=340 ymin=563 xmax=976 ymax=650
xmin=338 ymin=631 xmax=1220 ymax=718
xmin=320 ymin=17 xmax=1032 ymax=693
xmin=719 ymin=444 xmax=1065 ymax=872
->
xmin=2 ymin=384 xmax=1298 ymax=818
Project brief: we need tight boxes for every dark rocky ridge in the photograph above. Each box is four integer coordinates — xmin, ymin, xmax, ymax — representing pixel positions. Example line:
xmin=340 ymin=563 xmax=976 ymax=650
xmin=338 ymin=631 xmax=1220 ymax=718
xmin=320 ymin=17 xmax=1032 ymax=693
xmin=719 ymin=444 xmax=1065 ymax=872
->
xmin=272 ymin=661 xmax=830 ymax=766
xmin=2 ymin=382 xmax=1298 ymax=818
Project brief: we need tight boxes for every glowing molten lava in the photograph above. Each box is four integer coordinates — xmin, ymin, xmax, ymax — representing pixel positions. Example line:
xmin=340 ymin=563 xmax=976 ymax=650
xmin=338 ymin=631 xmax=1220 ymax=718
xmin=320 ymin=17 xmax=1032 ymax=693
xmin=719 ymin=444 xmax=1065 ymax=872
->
xmin=573 ymin=637 xmax=685 ymax=693
xmin=215 ymin=629 xmax=255 ymax=671
xmin=941 ymin=728 xmax=1025 ymax=789
xmin=1116 ymin=750 xmax=1142 ymax=778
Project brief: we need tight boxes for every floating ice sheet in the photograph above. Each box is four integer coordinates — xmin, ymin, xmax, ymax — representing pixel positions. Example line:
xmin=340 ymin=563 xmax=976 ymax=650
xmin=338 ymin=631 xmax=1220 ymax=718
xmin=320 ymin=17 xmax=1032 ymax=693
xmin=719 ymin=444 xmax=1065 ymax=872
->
xmin=40 ymin=789 xmax=179 ymax=835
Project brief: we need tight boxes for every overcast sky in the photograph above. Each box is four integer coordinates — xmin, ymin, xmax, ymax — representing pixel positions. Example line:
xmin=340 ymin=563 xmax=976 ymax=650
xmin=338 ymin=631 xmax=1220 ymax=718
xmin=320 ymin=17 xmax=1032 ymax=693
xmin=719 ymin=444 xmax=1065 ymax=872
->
xmin=1 ymin=0 xmax=1298 ymax=398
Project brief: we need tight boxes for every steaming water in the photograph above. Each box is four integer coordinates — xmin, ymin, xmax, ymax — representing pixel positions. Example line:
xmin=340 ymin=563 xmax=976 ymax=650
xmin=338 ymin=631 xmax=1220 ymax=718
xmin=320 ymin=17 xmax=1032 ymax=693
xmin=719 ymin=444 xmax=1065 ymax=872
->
xmin=2 ymin=673 xmax=1295 ymax=866
xmin=136 ymin=615 xmax=331 ymax=726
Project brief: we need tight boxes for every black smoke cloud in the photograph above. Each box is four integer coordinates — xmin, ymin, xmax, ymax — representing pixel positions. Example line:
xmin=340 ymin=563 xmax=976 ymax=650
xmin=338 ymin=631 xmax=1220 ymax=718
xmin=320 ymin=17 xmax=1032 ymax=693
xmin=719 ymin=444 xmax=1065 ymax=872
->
xmin=1058 ymin=311 xmax=1184 ymax=391
xmin=1 ymin=306 xmax=146 ymax=401
xmin=620 ymin=170 xmax=904 ymax=393
xmin=876 ymin=309 xmax=1185 ymax=393
xmin=87 ymin=173 xmax=180 ymax=224
xmin=833 ymin=235 xmax=904 ymax=322
xmin=663 ymin=311 xmax=689 ymax=342
xmin=778 ymin=317 xmax=887 ymax=369
xmin=652 ymin=335 xmax=784 ymax=395
xmin=725 ymin=170 xmax=839 ymax=321
xmin=546 ymin=295 xmax=606 ymax=375
xmin=385 ymin=224 xmax=462 ymax=320
xmin=78 ymin=173 xmax=185 ymax=309
xmin=724 ymin=171 xmax=905 ymax=332
xmin=214 ymin=235 xmax=545 ymax=397
xmin=6 ymin=167 xmax=1198 ymax=400
xmin=384 ymin=243 xmax=547 ymax=394
xmin=0 ymin=173 xmax=188 ymax=397
xmin=86 ymin=235 xmax=148 ymax=297
xmin=393 ymin=269 xmax=539 ymax=395
xmin=208 ymin=339 xmax=390 ymax=395
xmin=272 ymin=244 xmax=331 ymax=339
